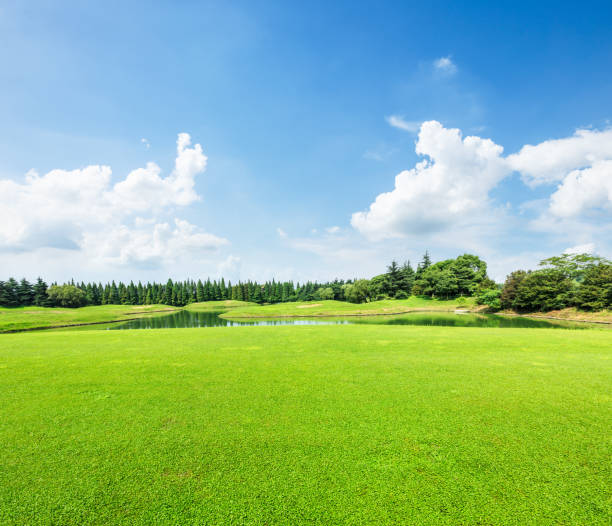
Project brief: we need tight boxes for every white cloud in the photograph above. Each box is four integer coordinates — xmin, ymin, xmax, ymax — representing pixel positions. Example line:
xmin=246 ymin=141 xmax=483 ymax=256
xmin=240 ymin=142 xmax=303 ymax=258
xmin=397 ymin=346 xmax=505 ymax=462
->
xmin=0 ymin=133 xmax=226 ymax=267
xmin=352 ymin=121 xmax=612 ymax=248
xmin=141 ymin=138 xmax=150 ymax=150
xmin=433 ymin=56 xmax=457 ymax=74
xmin=548 ymin=160 xmax=612 ymax=218
xmin=564 ymin=243 xmax=596 ymax=255
xmin=385 ymin=115 xmax=421 ymax=133
xmin=507 ymin=127 xmax=612 ymax=186
xmin=351 ymin=121 xmax=507 ymax=240
xmin=276 ymin=227 xmax=288 ymax=238
xmin=326 ymin=226 xmax=341 ymax=234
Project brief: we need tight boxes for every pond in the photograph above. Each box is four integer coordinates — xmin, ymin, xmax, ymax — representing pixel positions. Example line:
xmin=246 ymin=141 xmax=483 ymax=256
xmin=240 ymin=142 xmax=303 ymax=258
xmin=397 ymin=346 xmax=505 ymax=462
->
xmin=107 ymin=310 xmax=595 ymax=330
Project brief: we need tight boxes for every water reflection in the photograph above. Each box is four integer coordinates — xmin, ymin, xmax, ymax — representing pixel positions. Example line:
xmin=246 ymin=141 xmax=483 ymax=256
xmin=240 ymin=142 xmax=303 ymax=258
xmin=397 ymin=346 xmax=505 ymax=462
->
xmin=108 ymin=310 xmax=350 ymax=330
xmin=107 ymin=310 xmax=594 ymax=330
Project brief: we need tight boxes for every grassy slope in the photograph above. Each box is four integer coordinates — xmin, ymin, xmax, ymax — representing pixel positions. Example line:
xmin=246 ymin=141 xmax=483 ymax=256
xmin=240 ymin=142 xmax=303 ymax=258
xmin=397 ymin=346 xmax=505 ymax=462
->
xmin=185 ymin=300 xmax=256 ymax=311
xmin=221 ymin=297 xmax=476 ymax=318
xmin=1 ymin=325 xmax=610 ymax=525
xmin=0 ymin=304 xmax=179 ymax=333
xmin=505 ymin=307 xmax=612 ymax=324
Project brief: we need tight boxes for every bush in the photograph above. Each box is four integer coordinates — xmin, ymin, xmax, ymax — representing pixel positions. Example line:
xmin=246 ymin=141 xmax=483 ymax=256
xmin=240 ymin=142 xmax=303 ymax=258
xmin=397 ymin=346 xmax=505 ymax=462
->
xmin=394 ymin=290 xmax=409 ymax=299
xmin=476 ymin=288 xmax=501 ymax=311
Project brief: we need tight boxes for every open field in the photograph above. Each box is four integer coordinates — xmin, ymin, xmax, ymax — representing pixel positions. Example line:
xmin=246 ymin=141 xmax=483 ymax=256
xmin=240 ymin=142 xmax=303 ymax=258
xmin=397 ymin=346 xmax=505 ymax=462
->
xmin=0 ymin=304 xmax=179 ymax=333
xmin=219 ymin=297 xmax=476 ymax=319
xmin=1 ymin=325 xmax=610 ymax=524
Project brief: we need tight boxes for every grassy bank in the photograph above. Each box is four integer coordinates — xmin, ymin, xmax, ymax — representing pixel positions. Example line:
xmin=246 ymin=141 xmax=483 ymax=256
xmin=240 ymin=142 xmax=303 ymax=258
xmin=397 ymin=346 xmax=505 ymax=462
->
xmin=185 ymin=300 xmax=255 ymax=311
xmin=0 ymin=304 xmax=179 ymax=333
xmin=220 ymin=297 xmax=476 ymax=319
xmin=1 ymin=325 xmax=610 ymax=524
xmin=504 ymin=307 xmax=612 ymax=324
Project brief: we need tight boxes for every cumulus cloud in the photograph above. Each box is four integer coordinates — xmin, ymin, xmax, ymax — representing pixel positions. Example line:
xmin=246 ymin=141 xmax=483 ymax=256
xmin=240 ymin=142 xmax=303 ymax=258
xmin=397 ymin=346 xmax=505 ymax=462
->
xmin=352 ymin=121 xmax=612 ymax=243
xmin=0 ymin=133 xmax=226 ymax=266
xmin=548 ymin=160 xmax=612 ymax=218
xmin=433 ymin=56 xmax=457 ymax=74
xmin=507 ymin=127 xmax=612 ymax=186
xmin=385 ymin=115 xmax=420 ymax=133
xmin=352 ymin=121 xmax=507 ymax=239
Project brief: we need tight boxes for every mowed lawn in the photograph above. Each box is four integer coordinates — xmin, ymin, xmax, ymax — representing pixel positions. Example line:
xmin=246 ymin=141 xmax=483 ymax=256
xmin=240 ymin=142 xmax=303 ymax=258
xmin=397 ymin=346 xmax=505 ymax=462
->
xmin=1 ymin=326 xmax=610 ymax=525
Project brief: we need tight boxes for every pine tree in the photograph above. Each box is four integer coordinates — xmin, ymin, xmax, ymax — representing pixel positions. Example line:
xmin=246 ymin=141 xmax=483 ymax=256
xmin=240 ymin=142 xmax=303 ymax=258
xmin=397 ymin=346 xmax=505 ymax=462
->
xmin=17 ymin=278 xmax=34 ymax=306
xmin=33 ymin=278 xmax=49 ymax=306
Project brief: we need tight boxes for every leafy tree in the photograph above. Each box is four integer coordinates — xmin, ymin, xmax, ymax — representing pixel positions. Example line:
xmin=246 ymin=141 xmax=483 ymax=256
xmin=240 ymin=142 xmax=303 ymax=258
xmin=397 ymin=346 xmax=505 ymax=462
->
xmin=344 ymin=279 xmax=373 ymax=304
xmin=500 ymin=270 xmax=528 ymax=309
xmin=539 ymin=253 xmax=608 ymax=281
xmin=574 ymin=263 xmax=612 ymax=310
xmin=316 ymin=287 xmax=335 ymax=300
xmin=47 ymin=285 xmax=88 ymax=308
xmin=476 ymin=288 xmax=502 ymax=311
xmin=450 ymin=254 xmax=488 ymax=295
xmin=512 ymin=269 xmax=573 ymax=312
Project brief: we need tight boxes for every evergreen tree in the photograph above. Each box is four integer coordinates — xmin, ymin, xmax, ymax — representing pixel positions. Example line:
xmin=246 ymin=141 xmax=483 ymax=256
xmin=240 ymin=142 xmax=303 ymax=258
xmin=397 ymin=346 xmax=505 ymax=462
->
xmin=33 ymin=277 xmax=49 ymax=306
xmin=2 ymin=278 xmax=20 ymax=306
xmin=386 ymin=261 xmax=402 ymax=297
xmin=17 ymin=278 xmax=34 ymax=306
xmin=399 ymin=261 xmax=415 ymax=295
xmin=196 ymin=280 xmax=205 ymax=302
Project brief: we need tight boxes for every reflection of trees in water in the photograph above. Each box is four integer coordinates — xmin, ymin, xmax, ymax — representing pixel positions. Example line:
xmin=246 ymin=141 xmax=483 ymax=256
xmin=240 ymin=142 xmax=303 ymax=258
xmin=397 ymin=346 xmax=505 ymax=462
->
xmin=110 ymin=311 xmax=588 ymax=330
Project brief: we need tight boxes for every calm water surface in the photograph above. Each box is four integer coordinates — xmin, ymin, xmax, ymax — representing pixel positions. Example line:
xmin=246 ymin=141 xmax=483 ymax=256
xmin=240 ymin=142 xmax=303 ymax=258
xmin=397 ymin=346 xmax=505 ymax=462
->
xmin=108 ymin=310 xmax=594 ymax=330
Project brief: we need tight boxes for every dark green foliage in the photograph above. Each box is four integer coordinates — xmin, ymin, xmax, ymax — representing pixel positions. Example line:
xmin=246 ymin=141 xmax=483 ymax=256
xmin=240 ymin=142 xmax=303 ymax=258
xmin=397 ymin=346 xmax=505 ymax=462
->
xmin=512 ymin=269 xmax=573 ymax=312
xmin=33 ymin=278 xmax=50 ymax=306
xmin=0 ymin=278 xmax=20 ymax=306
xmin=412 ymin=254 xmax=489 ymax=299
xmin=574 ymin=263 xmax=612 ymax=310
xmin=500 ymin=271 xmax=529 ymax=309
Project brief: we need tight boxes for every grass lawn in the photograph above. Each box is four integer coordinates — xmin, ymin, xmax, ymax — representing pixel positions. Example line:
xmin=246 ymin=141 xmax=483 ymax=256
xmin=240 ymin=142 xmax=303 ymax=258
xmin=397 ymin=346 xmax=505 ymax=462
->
xmin=0 ymin=304 xmax=180 ymax=333
xmin=220 ymin=297 xmax=476 ymax=318
xmin=186 ymin=300 xmax=256 ymax=311
xmin=1 ymin=325 xmax=610 ymax=524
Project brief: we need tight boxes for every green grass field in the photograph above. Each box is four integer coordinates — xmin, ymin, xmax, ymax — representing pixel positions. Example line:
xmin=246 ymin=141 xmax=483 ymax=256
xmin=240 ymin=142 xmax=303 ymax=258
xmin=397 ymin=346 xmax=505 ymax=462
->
xmin=220 ymin=297 xmax=476 ymax=318
xmin=1 ymin=325 xmax=610 ymax=524
xmin=0 ymin=304 xmax=180 ymax=333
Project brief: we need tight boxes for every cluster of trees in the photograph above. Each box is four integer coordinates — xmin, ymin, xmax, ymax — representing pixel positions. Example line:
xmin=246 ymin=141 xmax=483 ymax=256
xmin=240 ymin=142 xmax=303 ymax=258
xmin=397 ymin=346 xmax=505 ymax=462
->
xmin=497 ymin=253 xmax=612 ymax=312
xmin=341 ymin=252 xmax=494 ymax=303
xmin=0 ymin=276 xmax=353 ymax=309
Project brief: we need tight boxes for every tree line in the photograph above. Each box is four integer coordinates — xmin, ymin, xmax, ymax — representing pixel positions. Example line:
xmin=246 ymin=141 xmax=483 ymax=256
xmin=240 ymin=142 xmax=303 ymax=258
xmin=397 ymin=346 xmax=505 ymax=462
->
xmin=1 ymin=251 xmax=610 ymax=312
xmin=0 ymin=277 xmax=353 ymax=308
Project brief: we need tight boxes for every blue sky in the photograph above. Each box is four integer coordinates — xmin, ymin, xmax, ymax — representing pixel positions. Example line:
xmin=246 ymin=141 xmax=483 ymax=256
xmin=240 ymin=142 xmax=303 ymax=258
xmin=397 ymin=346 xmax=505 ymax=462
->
xmin=1 ymin=1 xmax=611 ymax=283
